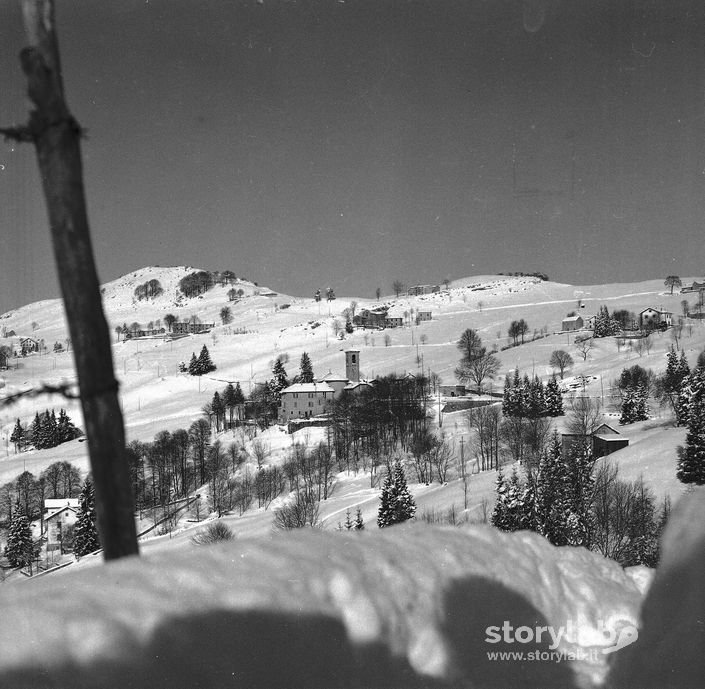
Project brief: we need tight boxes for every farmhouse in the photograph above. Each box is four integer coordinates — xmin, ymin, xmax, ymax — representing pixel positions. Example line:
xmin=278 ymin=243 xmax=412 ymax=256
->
xmin=278 ymin=350 xmax=371 ymax=424
xmin=639 ymin=308 xmax=672 ymax=330
xmin=43 ymin=499 xmax=80 ymax=554
xmin=416 ymin=310 xmax=432 ymax=323
xmin=680 ymin=280 xmax=705 ymax=293
xmin=354 ymin=308 xmax=388 ymax=329
xmin=20 ymin=337 xmax=40 ymax=355
xmin=562 ymin=315 xmax=584 ymax=331
xmin=562 ymin=423 xmax=629 ymax=459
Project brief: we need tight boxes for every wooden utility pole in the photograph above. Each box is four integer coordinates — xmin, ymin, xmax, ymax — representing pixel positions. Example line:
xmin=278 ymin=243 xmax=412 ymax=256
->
xmin=2 ymin=0 xmax=138 ymax=560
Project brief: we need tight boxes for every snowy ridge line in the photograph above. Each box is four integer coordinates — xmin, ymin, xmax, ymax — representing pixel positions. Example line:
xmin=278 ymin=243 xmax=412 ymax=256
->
xmin=0 ymin=523 xmax=646 ymax=689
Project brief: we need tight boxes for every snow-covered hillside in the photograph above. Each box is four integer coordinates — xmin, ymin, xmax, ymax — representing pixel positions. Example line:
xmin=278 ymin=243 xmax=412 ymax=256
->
xmin=1 ymin=488 xmax=703 ymax=689
xmin=0 ymin=267 xmax=702 ymax=537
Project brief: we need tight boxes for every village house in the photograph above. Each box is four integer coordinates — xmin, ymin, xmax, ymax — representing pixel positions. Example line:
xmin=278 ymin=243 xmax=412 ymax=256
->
xmin=278 ymin=350 xmax=371 ymax=424
xmin=562 ymin=423 xmax=629 ymax=459
xmin=416 ymin=310 xmax=432 ymax=323
xmin=43 ymin=498 xmax=80 ymax=554
xmin=562 ymin=315 xmax=584 ymax=332
xmin=639 ymin=308 xmax=672 ymax=330
xmin=680 ymin=280 xmax=705 ymax=293
xmin=171 ymin=321 xmax=215 ymax=335
xmin=354 ymin=307 xmax=388 ymax=329
xmin=20 ymin=337 xmax=40 ymax=355
xmin=384 ymin=314 xmax=404 ymax=328
xmin=407 ymin=284 xmax=440 ymax=296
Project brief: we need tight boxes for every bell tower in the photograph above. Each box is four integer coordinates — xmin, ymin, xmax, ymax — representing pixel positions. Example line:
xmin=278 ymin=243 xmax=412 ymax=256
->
xmin=345 ymin=349 xmax=360 ymax=383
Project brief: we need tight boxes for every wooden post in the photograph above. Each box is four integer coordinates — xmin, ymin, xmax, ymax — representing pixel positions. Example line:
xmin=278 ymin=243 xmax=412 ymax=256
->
xmin=4 ymin=0 xmax=138 ymax=560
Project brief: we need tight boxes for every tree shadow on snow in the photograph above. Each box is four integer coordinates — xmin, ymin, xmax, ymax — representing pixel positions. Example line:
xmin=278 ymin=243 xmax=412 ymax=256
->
xmin=440 ymin=576 xmax=579 ymax=689
xmin=0 ymin=576 xmax=579 ymax=689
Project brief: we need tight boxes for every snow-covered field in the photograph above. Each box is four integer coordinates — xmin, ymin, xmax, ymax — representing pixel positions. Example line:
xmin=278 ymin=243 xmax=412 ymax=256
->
xmin=0 ymin=488 xmax=702 ymax=689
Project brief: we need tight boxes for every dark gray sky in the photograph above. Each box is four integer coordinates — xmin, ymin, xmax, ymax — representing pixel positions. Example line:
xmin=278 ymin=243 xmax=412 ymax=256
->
xmin=1 ymin=0 xmax=704 ymax=314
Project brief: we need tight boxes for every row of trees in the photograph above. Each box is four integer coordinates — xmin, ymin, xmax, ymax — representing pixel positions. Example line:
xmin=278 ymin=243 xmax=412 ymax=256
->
xmin=10 ymin=409 xmax=82 ymax=453
xmin=133 ymin=279 xmax=163 ymax=301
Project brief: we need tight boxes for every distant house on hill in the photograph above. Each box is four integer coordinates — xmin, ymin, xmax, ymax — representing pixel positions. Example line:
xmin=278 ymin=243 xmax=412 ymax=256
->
xmin=562 ymin=423 xmax=629 ymax=459
xmin=416 ymin=310 xmax=432 ymax=323
xmin=639 ymin=308 xmax=672 ymax=330
xmin=354 ymin=308 xmax=388 ymax=329
xmin=407 ymin=284 xmax=440 ymax=296
xmin=384 ymin=314 xmax=404 ymax=328
xmin=680 ymin=280 xmax=705 ymax=293
xmin=19 ymin=337 xmax=40 ymax=355
xmin=171 ymin=321 xmax=215 ymax=335
xmin=562 ymin=315 xmax=584 ymax=332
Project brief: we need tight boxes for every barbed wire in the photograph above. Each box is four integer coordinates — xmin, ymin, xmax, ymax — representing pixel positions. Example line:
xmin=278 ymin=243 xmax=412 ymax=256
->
xmin=0 ymin=382 xmax=80 ymax=408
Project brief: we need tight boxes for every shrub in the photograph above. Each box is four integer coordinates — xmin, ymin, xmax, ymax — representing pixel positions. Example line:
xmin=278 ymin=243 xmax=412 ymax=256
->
xmin=191 ymin=521 xmax=235 ymax=545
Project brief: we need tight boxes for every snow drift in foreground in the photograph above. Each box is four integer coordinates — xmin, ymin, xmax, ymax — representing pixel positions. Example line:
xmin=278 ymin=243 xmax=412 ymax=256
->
xmin=0 ymin=490 xmax=702 ymax=689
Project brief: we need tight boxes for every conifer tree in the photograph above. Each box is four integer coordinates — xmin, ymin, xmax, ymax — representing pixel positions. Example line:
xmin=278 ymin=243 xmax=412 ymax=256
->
xmin=502 ymin=376 xmax=513 ymax=416
xmin=545 ymin=376 xmax=564 ymax=416
xmin=222 ymin=383 xmax=237 ymax=428
xmin=211 ymin=391 xmax=225 ymax=432
xmin=30 ymin=412 xmax=42 ymax=449
xmin=491 ymin=468 xmax=509 ymax=529
xmin=534 ymin=432 xmax=573 ymax=545
xmin=188 ymin=352 xmax=199 ymax=376
xmin=677 ymin=366 xmax=705 ymax=485
xmin=197 ymin=345 xmax=216 ymax=375
xmin=74 ymin=479 xmax=101 ymax=557
xmin=527 ymin=376 xmax=545 ymax=419
xmin=271 ymin=358 xmax=289 ymax=393
xmin=377 ymin=460 xmax=416 ymax=527
xmin=10 ymin=418 xmax=26 ymax=453
xmin=4 ymin=511 xmax=34 ymax=568
xmin=354 ymin=506 xmax=364 ymax=530
xmin=299 ymin=352 xmax=314 ymax=384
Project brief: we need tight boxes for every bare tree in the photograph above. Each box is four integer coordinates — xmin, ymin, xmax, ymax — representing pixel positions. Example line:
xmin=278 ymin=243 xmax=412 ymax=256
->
xmin=566 ymin=396 xmax=603 ymax=437
xmin=392 ymin=280 xmax=405 ymax=298
xmin=455 ymin=351 xmax=500 ymax=393
xmin=574 ymin=335 xmax=595 ymax=362
xmin=549 ymin=350 xmax=574 ymax=379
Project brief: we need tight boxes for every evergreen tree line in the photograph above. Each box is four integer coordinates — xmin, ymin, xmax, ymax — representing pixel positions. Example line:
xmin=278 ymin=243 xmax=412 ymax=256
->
xmin=492 ymin=431 xmax=669 ymax=567
xmin=493 ymin=370 xmax=564 ymax=469
xmin=10 ymin=409 xmax=81 ymax=453
xmin=184 ymin=344 xmax=217 ymax=376
xmin=206 ymin=382 xmax=246 ymax=432
xmin=502 ymin=370 xmax=564 ymax=419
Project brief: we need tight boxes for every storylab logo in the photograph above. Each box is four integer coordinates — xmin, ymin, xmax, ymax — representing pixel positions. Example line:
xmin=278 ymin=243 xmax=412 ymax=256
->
xmin=485 ymin=619 xmax=639 ymax=656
